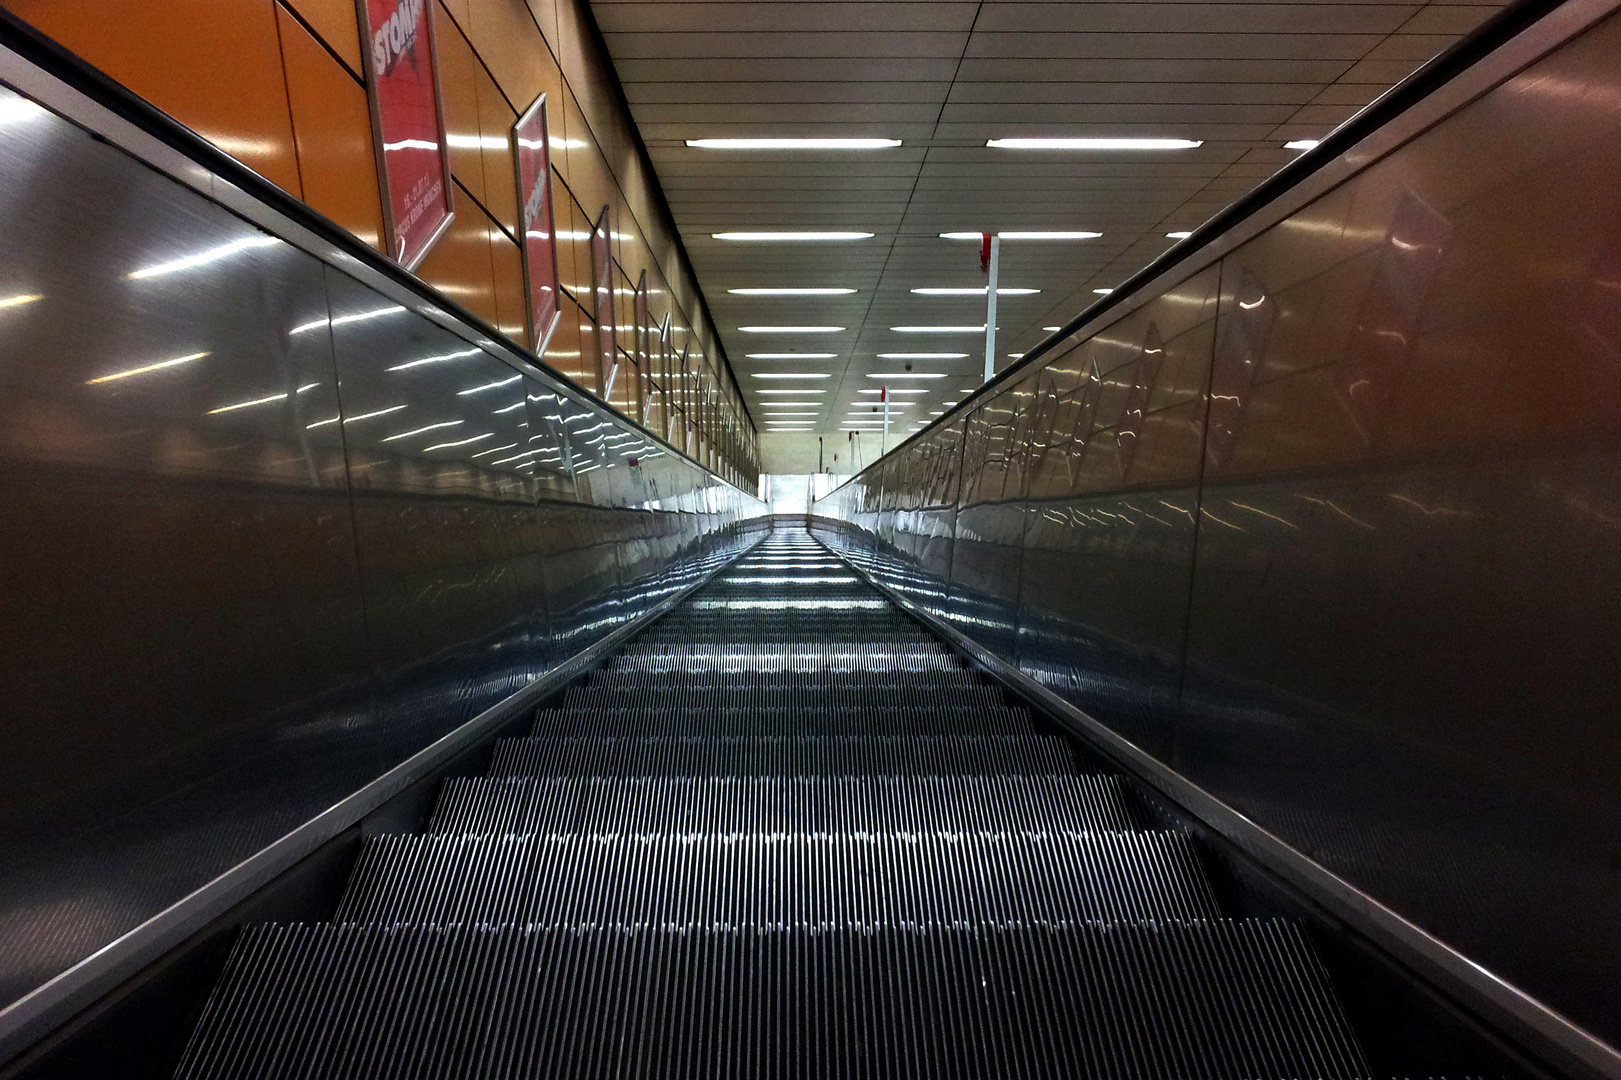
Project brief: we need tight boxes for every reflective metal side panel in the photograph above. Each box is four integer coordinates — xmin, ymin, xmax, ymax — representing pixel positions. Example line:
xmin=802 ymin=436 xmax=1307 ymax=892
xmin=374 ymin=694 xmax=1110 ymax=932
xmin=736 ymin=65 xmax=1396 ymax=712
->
xmin=816 ymin=7 xmax=1621 ymax=1054
xmin=0 ymin=79 xmax=760 ymax=1021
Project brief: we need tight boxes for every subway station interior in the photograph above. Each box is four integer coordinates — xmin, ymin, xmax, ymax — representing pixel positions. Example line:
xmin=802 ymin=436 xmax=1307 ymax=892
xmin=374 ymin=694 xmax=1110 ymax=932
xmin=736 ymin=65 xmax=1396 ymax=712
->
xmin=0 ymin=0 xmax=1619 ymax=1075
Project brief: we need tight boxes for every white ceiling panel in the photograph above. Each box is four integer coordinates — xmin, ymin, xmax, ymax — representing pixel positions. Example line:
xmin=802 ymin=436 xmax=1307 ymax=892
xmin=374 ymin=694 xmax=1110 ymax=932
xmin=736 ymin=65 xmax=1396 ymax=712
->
xmin=589 ymin=0 xmax=1504 ymax=435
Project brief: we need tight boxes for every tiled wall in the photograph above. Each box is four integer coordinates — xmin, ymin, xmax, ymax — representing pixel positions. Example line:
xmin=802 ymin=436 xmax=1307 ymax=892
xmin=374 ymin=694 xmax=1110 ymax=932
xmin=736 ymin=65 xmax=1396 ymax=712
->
xmin=1 ymin=0 xmax=758 ymax=487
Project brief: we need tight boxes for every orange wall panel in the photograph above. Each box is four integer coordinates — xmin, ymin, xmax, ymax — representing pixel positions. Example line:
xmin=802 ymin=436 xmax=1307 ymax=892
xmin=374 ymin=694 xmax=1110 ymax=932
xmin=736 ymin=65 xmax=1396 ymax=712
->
xmin=3 ymin=0 xmax=302 ymax=196
xmin=417 ymin=184 xmax=499 ymax=329
xmin=490 ymin=231 xmax=527 ymax=347
xmin=276 ymin=5 xmax=384 ymax=251
xmin=473 ymin=60 xmax=520 ymax=240
xmin=434 ymin=9 xmax=489 ymax=211
xmin=282 ymin=0 xmax=362 ymax=75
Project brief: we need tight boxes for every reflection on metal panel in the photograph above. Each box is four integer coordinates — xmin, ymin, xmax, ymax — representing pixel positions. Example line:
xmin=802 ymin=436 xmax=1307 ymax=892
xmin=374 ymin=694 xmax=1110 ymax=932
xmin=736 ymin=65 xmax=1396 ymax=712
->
xmin=815 ymin=8 xmax=1621 ymax=1051
xmin=0 ymin=80 xmax=759 ymax=1015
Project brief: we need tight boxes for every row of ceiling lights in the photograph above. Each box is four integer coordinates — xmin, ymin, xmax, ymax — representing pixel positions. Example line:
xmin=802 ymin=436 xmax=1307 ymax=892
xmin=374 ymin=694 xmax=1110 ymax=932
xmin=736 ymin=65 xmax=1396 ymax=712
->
xmin=694 ymin=135 xmax=1320 ymax=434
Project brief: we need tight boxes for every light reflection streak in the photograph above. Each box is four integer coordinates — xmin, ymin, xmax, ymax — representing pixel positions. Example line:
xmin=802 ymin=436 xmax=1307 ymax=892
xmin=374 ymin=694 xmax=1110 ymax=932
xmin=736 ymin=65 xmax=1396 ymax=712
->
xmin=381 ymin=421 xmax=462 ymax=441
xmin=1229 ymin=501 xmax=1299 ymax=529
xmin=128 ymin=236 xmax=280 ymax=279
xmin=457 ymin=375 xmax=523 ymax=396
xmin=471 ymin=442 xmax=521 ymax=458
xmin=207 ymin=383 xmax=319 ymax=414
xmin=86 ymin=351 xmax=209 ymax=384
xmin=492 ymin=401 xmax=527 ymax=414
xmin=0 ymin=293 xmax=42 ymax=309
xmin=290 ymin=306 xmax=406 ymax=335
xmin=387 ymin=348 xmax=481 ymax=371
xmin=422 ymin=433 xmax=494 ymax=451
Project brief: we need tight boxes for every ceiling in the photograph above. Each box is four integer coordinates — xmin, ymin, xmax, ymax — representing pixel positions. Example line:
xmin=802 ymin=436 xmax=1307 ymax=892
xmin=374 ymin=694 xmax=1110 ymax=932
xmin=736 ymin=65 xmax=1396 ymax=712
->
xmin=589 ymin=0 xmax=1504 ymax=443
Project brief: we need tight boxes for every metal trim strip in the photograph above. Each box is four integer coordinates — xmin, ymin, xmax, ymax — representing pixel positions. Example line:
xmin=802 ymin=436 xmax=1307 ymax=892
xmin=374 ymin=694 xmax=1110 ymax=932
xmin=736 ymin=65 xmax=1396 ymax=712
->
xmin=0 ymin=529 xmax=766 ymax=1064
xmin=814 ymin=524 xmax=1621 ymax=1080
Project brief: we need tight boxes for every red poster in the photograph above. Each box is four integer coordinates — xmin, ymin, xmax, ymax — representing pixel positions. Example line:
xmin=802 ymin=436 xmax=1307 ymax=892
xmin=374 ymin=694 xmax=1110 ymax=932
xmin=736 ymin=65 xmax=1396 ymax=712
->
xmin=512 ymin=94 xmax=561 ymax=353
xmin=591 ymin=207 xmax=617 ymax=396
xmin=358 ymin=0 xmax=454 ymax=269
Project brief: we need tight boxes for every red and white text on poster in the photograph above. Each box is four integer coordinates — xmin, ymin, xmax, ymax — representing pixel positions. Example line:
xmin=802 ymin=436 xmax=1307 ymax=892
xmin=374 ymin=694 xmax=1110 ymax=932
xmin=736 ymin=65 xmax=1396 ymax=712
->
xmin=513 ymin=95 xmax=561 ymax=351
xmin=362 ymin=0 xmax=453 ymax=269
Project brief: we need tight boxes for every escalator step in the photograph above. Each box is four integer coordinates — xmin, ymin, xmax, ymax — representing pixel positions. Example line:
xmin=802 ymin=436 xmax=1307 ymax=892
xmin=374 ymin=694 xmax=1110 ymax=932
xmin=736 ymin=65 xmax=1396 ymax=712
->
xmin=488 ymin=735 xmax=1074 ymax=777
xmin=563 ymin=684 xmax=999 ymax=711
xmin=427 ymin=775 xmax=1139 ymax=836
xmin=583 ymin=670 xmax=976 ymax=687
xmin=529 ymin=704 xmax=1035 ymax=737
xmin=334 ymin=831 xmax=1219 ymax=927
xmin=175 ymin=922 xmax=1370 ymax=1080
xmin=606 ymin=645 xmax=958 ymax=674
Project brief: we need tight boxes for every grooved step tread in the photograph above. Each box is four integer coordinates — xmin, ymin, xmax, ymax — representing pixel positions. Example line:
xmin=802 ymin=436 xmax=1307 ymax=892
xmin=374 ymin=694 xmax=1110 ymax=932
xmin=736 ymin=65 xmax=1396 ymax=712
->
xmin=488 ymin=735 xmax=1074 ymax=777
xmin=175 ymin=922 xmax=1371 ymax=1080
xmin=336 ymin=831 xmax=1219 ymax=927
xmin=529 ymin=705 xmax=1037 ymax=737
xmin=428 ymin=775 xmax=1139 ymax=835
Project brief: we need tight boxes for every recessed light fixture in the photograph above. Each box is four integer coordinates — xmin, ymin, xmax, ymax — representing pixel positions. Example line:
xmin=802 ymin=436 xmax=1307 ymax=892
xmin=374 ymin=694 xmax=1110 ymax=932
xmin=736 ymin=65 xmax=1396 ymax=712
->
xmin=891 ymin=326 xmax=988 ymax=334
xmin=747 ymin=353 xmax=837 ymax=360
xmin=713 ymin=231 xmax=874 ymax=241
xmin=866 ymin=373 xmax=948 ymax=379
xmin=752 ymin=373 xmax=831 ymax=379
xmin=1166 ymin=231 xmax=1193 ymax=240
xmin=939 ymin=231 xmax=1101 ymax=241
xmin=757 ymin=389 xmax=828 ymax=395
xmin=1284 ymin=139 xmax=1320 ymax=151
xmin=729 ymin=288 xmax=856 ymax=296
xmin=687 ymin=138 xmax=901 ymax=150
xmin=857 ymin=389 xmax=927 ymax=395
xmin=987 ymin=138 xmax=1201 ymax=150
xmin=911 ymin=287 xmax=1039 ymax=296
xmin=1042 ymin=326 xmax=1063 ymax=331
xmin=1093 ymin=288 xmax=1114 ymax=295
xmin=764 ymin=411 xmax=822 ymax=416
xmin=759 ymin=402 xmax=823 ymax=408
xmin=877 ymin=352 xmax=968 ymax=359
xmin=740 ymin=326 xmax=844 ymax=333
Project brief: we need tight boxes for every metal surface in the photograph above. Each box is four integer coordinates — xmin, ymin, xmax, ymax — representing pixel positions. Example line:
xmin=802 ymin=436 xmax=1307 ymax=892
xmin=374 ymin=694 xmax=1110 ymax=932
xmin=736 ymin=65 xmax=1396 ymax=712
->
xmin=0 ymin=54 xmax=763 ymax=1063
xmin=811 ymin=0 xmax=1621 ymax=1069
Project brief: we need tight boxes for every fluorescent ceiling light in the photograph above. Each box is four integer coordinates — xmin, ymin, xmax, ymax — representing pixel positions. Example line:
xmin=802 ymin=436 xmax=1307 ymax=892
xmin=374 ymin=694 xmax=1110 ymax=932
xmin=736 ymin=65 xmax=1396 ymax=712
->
xmin=752 ymin=373 xmax=831 ymax=379
xmin=757 ymin=389 xmax=827 ymax=395
xmin=911 ymin=287 xmax=1038 ymax=296
xmin=1042 ymin=326 xmax=1063 ymax=332
xmin=0 ymin=293 xmax=42 ymax=309
xmin=86 ymin=350 xmax=209 ymax=384
xmin=747 ymin=353 xmax=837 ymax=360
xmin=939 ymin=231 xmax=1101 ymax=240
xmin=849 ymin=403 xmax=913 ymax=411
xmin=878 ymin=352 xmax=968 ymax=359
xmin=857 ymin=389 xmax=927 ymax=395
xmin=764 ymin=412 xmax=820 ymax=416
xmin=866 ymin=373 xmax=947 ymax=379
xmin=1093 ymin=288 xmax=1114 ymax=294
xmin=739 ymin=326 xmax=844 ymax=333
xmin=1166 ymin=231 xmax=1193 ymax=240
xmin=729 ymin=288 xmax=855 ymax=295
xmin=713 ymin=231 xmax=873 ymax=241
xmin=687 ymin=138 xmax=901 ymax=150
xmin=761 ymin=402 xmax=823 ymax=407
xmin=1285 ymin=139 xmax=1320 ymax=150
xmin=892 ymin=326 xmax=987 ymax=333
xmin=987 ymin=137 xmax=1201 ymax=150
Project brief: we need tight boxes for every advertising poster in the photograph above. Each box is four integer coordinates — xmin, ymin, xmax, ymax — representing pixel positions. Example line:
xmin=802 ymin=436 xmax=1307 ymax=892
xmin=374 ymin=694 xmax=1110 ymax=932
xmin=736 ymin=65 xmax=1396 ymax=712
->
xmin=357 ymin=0 xmax=455 ymax=270
xmin=512 ymin=94 xmax=561 ymax=353
xmin=591 ymin=208 xmax=617 ymax=397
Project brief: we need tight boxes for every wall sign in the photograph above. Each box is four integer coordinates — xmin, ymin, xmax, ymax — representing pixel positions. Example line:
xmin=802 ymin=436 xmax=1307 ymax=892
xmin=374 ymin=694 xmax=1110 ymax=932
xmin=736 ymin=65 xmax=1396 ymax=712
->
xmin=591 ymin=207 xmax=617 ymax=397
xmin=357 ymin=0 xmax=454 ymax=270
xmin=512 ymin=93 xmax=561 ymax=354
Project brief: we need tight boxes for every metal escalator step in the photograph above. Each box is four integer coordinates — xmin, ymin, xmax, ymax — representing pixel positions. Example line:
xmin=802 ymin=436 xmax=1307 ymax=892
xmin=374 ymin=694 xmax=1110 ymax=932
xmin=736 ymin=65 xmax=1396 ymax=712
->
xmin=427 ymin=775 xmax=1138 ymax=836
xmin=529 ymin=704 xmax=1034 ymax=737
xmin=334 ymin=831 xmax=1219 ymax=927
xmin=562 ymin=686 xmax=1000 ymax=710
xmin=175 ymin=922 xmax=1370 ymax=1080
xmin=488 ymin=735 xmax=1073 ymax=777
xmin=584 ymin=670 xmax=976 ymax=687
xmin=607 ymin=644 xmax=957 ymax=674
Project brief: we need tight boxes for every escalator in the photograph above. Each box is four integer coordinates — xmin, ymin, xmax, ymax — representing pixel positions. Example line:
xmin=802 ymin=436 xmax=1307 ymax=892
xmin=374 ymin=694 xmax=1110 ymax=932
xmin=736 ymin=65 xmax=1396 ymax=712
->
xmin=171 ymin=528 xmax=1372 ymax=1079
